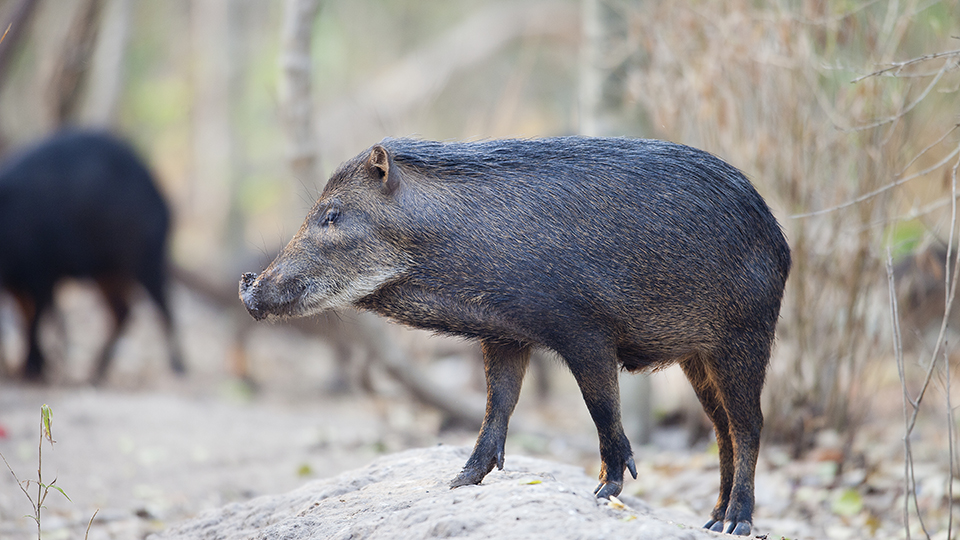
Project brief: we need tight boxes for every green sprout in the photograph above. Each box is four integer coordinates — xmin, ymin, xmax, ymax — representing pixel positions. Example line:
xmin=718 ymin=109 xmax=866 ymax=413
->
xmin=0 ymin=404 xmax=73 ymax=540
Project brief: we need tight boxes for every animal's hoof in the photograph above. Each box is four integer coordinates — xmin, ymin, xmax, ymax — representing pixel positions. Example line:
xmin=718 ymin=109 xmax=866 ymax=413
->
xmin=450 ymin=467 xmax=486 ymax=489
xmin=702 ymin=519 xmax=752 ymax=536
xmin=729 ymin=521 xmax=751 ymax=536
xmin=593 ymin=480 xmax=623 ymax=499
xmin=450 ymin=444 xmax=503 ymax=489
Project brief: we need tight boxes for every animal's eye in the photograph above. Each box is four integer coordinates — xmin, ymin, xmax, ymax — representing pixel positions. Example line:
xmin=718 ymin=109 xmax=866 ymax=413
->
xmin=321 ymin=206 xmax=340 ymax=226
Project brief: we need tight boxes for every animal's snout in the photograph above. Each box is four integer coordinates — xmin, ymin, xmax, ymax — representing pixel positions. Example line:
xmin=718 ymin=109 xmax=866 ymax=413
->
xmin=239 ymin=272 xmax=266 ymax=320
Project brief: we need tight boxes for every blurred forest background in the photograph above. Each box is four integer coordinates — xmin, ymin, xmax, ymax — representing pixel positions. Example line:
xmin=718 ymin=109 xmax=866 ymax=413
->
xmin=0 ymin=0 xmax=959 ymax=538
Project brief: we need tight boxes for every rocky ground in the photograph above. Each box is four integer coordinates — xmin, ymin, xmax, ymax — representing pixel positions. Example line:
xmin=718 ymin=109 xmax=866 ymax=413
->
xmin=154 ymin=445 xmax=716 ymax=540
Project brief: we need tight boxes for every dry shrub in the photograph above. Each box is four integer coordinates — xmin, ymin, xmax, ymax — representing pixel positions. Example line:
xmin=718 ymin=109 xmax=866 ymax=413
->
xmin=600 ymin=0 xmax=959 ymax=449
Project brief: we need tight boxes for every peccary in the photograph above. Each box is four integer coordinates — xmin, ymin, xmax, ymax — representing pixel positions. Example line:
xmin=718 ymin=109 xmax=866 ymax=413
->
xmin=894 ymin=244 xmax=960 ymax=346
xmin=0 ymin=130 xmax=184 ymax=383
xmin=239 ymin=137 xmax=791 ymax=536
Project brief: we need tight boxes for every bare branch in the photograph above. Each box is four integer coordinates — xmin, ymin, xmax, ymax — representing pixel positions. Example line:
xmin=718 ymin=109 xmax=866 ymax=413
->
xmin=852 ymin=48 xmax=960 ymax=83
xmin=950 ymin=140 xmax=960 ymax=540
xmin=792 ymin=133 xmax=960 ymax=219
xmin=903 ymin=144 xmax=960 ymax=426
xmin=851 ymin=59 xmax=952 ymax=132
xmin=947 ymin=344 xmax=955 ymax=539
xmin=886 ymin=248 xmax=911 ymax=538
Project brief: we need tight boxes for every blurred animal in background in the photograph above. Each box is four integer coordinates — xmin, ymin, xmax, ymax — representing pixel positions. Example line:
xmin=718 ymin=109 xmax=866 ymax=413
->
xmin=894 ymin=242 xmax=960 ymax=355
xmin=0 ymin=129 xmax=183 ymax=383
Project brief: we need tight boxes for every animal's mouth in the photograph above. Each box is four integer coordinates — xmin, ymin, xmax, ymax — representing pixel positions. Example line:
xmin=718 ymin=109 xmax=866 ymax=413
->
xmin=239 ymin=262 xmax=408 ymax=321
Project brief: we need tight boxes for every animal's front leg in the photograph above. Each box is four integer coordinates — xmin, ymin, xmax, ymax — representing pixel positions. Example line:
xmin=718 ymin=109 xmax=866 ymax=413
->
xmin=450 ymin=340 xmax=530 ymax=488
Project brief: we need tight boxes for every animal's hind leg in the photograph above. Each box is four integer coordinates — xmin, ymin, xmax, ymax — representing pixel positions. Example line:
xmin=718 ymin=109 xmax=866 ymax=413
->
xmin=91 ymin=277 xmax=133 ymax=384
xmin=140 ymin=266 xmax=185 ymax=375
xmin=684 ymin=342 xmax=768 ymax=537
xmin=715 ymin=348 xmax=765 ymax=536
xmin=680 ymin=356 xmax=734 ymax=531
xmin=14 ymin=290 xmax=48 ymax=382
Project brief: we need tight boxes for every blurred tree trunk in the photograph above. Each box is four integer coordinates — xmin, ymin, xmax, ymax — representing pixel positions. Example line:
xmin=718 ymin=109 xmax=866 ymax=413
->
xmin=45 ymin=0 xmax=103 ymax=127
xmin=0 ymin=0 xmax=39 ymax=151
xmin=0 ymin=0 xmax=39 ymax=89
xmin=279 ymin=0 xmax=320 ymax=186
xmin=578 ymin=0 xmax=601 ymax=137
xmin=79 ymin=0 xmax=131 ymax=127
xmin=188 ymin=0 xmax=235 ymax=273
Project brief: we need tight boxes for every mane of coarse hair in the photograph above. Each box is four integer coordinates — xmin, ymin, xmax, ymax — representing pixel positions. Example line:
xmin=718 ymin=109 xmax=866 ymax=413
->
xmin=380 ymin=138 xmax=523 ymax=181
xmin=378 ymin=137 xmax=636 ymax=182
xmin=377 ymin=136 xmax=715 ymax=184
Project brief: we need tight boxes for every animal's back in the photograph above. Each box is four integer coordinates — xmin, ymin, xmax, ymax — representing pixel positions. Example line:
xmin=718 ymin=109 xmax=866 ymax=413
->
xmin=378 ymin=137 xmax=790 ymax=349
xmin=0 ymin=130 xmax=169 ymax=282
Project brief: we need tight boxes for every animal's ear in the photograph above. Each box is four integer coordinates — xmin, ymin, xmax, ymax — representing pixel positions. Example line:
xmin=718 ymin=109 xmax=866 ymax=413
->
xmin=367 ymin=144 xmax=400 ymax=194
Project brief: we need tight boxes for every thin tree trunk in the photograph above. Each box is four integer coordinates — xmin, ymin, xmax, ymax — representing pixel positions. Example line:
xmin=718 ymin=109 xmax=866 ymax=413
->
xmin=80 ymin=0 xmax=132 ymax=127
xmin=0 ymin=0 xmax=39 ymax=88
xmin=45 ymin=0 xmax=103 ymax=127
xmin=578 ymin=0 xmax=601 ymax=137
xmin=189 ymin=0 xmax=234 ymax=272
xmin=0 ymin=0 xmax=40 ymax=152
xmin=279 ymin=0 xmax=320 ymax=186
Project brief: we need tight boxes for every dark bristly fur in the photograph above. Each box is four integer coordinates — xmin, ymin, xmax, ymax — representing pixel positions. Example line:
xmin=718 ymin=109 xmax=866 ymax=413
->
xmin=240 ymin=136 xmax=791 ymax=536
xmin=0 ymin=130 xmax=184 ymax=383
